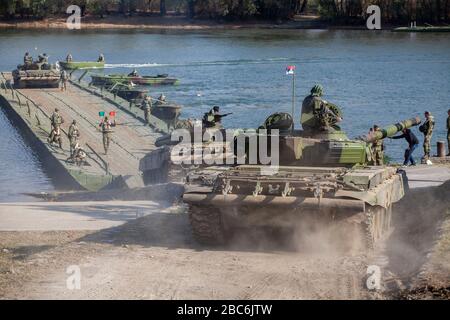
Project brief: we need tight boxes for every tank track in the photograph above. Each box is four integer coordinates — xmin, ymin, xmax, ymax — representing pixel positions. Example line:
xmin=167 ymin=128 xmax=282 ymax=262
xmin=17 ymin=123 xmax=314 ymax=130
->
xmin=364 ymin=206 xmax=392 ymax=249
xmin=189 ymin=205 xmax=226 ymax=245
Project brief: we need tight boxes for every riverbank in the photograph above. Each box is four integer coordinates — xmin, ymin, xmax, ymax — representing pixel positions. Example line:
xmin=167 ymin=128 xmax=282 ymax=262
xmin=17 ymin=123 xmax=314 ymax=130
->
xmin=0 ymin=15 xmax=363 ymax=30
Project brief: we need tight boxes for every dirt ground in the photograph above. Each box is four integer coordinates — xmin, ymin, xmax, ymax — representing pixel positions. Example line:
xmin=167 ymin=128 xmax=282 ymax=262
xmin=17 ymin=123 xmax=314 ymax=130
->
xmin=1 ymin=180 xmax=449 ymax=300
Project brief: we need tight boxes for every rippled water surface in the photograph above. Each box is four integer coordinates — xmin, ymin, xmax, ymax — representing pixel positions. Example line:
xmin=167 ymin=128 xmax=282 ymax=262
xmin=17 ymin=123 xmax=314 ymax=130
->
xmin=0 ymin=29 xmax=449 ymax=201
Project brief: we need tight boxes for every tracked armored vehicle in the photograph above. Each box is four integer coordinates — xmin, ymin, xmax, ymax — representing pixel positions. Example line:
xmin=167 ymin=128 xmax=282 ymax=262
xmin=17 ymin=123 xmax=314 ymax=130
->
xmin=183 ymin=114 xmax=421 ymax=248
xmin=12 ymin=59 xmax=60 ymax=89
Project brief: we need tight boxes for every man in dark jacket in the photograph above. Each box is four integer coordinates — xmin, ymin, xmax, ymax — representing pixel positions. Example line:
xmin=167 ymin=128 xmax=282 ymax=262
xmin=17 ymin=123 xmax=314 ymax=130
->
xmin=390 ymin=128 xmax=419 ymax=166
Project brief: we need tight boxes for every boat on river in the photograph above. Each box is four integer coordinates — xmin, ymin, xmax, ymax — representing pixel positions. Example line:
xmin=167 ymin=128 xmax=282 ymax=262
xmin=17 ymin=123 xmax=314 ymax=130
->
xmin=59 ymin=61 xmax=105 ymax=70
xmin=393 ymin=25 xmax=450 ymax=32
xmin=90 ymin=74 xmax=179 ymax=86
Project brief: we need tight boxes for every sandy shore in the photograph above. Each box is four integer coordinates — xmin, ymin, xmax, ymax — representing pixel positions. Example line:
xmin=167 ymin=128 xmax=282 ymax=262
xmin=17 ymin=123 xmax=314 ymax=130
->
xmin=0 ymin=15 xmax=328 ymax=30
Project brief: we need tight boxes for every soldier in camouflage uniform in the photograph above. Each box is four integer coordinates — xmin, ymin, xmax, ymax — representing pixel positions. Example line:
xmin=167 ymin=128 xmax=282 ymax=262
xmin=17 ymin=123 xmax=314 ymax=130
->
xmin=23 ymin=52 xmax=33 ymax=67
xmin=48 ymin=108 xmax=64 ymax=145
xmin=419 ymin=111 xmax=435 ymax=160
xmin=68 ymin=120 xmax=80 ymax=156
xmin=372 ymin=125 xmax=385 ymax=165
xmin=447 ymin=109 xmax=450 ymax=156
xmin=99 ymin=116 xmax=116 ymax=155
xmin=60 ymin=69 xmax=69 ymax=91
xmin=142 ymin=96 xmax=152 ymax=125
xmin=301 ymin=84 xmax=343 ymax=133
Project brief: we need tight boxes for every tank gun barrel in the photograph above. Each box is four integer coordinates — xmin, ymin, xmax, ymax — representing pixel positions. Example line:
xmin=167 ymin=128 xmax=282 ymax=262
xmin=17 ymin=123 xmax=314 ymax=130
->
xmin=362 ymin=117 xmax=421 ymax=143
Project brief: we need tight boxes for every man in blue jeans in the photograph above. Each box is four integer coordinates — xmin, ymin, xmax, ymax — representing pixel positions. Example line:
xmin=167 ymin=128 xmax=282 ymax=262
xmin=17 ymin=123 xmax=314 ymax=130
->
xmin=390 ymin=128 xmax=419 ymax=166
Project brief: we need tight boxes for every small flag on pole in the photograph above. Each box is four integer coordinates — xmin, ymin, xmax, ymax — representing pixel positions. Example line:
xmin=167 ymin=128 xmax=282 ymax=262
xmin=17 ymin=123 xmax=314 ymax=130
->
xmin=286 ymin=65 xmax=296 ymax=75
xmin=109 ymin=111 xmax=116 ymax=117
xmin=99 ymin=111 xmax=105 ymax=117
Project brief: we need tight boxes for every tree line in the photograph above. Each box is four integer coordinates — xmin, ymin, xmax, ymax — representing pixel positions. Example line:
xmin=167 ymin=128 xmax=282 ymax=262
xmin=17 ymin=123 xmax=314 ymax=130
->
xmin=1 ymin=0 xmax=449 ymax=23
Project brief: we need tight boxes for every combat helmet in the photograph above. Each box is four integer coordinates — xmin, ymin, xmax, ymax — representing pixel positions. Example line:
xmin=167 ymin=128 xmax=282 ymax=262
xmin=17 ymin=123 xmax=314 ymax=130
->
xmin=311 ymin=84 xmax=323 ymax=96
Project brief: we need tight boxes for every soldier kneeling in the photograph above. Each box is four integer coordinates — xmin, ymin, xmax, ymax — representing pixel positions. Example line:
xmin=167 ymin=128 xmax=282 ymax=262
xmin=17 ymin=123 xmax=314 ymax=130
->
xmin=71 ymin=142 xmax=87 ymax=166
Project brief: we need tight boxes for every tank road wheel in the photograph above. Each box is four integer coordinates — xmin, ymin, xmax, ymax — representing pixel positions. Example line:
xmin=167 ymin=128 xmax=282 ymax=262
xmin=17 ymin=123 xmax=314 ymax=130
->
xmin=364 ymin=205 xmax=393 ymax=249
xmin=189 ymin=205 xmax=226 ymax=246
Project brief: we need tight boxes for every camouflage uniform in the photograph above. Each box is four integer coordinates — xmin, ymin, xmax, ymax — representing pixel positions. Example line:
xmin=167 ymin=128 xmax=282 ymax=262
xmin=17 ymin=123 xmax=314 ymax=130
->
xmin=419 ymin=114 xmax=435 ymax=159
xmin=24 ymin=53 xmax=33 ymax=66
xmin=48 ymin=110 xmax=64 ymax=144
xmin=60 ymin=70 xmax=69 ymax=91
xmin=301 ymin=85 xmax=343 ymax=133
xmin=98 ymin=54 xmax=105 ymax=62
xmin=68 ymin=121 xmax=80 ymax=156
xmin=66 ymin=54 xmax=73 ymax=62
xmin=373 ymin=128 xmax=384 ymax=165
xmin=142 ymin=97 xmax=152 ymax=125
xmin=48 ymin=127 xmax=62 ymax=148
xmin=99 ymin=117 xmax=115 ymax=154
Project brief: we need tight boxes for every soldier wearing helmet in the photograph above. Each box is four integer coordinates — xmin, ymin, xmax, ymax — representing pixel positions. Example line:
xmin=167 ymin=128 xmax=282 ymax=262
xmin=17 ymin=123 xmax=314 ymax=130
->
xmin=301 ymin=84 xmax=343 ymax=133
xmin=372 ymin=125 xmax=385 ymax=166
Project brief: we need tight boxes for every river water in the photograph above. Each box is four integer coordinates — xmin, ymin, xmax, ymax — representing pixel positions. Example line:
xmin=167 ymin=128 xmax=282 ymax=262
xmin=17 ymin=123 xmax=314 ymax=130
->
xmin=0 ymin=28 xmax=449 ymax=201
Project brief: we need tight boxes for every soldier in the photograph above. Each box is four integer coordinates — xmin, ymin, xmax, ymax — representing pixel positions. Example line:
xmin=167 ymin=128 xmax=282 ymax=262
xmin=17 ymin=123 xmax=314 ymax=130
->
xmin=98 ymin=53 xmax=105 ymax=62
xmin=66 ymin=53 xmax=73 ymax=62
xmin=99 ymin=116 xmax=116 ymax=155
xmin=23 ymin=52 xmax=33 ymax=66
xmin=155 ymin=94 xmax=166 ymax=105
xmin=301 ymin=84 xmax=343 ymax=133
xmin=447 ymin=109 xmax=450 ymax=156
xmin=48 ymin=126 xmax=63 ymax=149
xmin=419 ymin=111 xmax=435 ymax=160
xmin=202 ymin=106 xmax=232 ymax=128
xmin=128 ymin=69 xmax=138 ymax=77
xmin=72 ymin=142 xmax=86 ymax=166
xmin=48 ymin=108 xmax=64 ymax=144
xmin=68 ymin=119 xmax=80 ymax=155
xmin=60 ymin=69 xmax=69 ymax=91
xmin=142 ymin=96 xmax=152 ymax=125
xmin=372 ymin=125 xmax=385 ymax=166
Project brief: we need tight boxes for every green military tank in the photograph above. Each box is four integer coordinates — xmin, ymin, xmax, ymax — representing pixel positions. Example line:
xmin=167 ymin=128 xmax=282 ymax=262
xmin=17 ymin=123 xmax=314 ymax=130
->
xmin=182 ymin=87 xmax=421 ymax=249
xmin=12 ymin=55 xmax=60 ymax=89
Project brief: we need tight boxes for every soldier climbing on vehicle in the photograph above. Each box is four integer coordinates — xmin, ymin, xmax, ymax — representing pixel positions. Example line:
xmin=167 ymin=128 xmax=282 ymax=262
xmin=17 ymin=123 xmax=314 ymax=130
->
xmin=66 ymin=53 xmax=73 ymax=62
xmin=419 ymin=111 xmax=435 ymax=161
xmin=99 ymin=116 xmax=116 ymax=155
xmin=301 ymin=84 xmax=343 ymax=133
